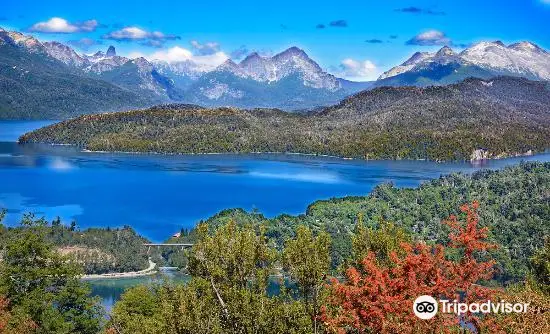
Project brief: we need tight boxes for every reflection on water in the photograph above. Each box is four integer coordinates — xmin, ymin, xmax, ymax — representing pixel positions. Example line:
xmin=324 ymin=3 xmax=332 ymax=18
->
xmin=87 ymin=271 xmax=293 ymax=313
xmin=87 ymin=271 xmax=191 ymax=313
xmin=249 ymin=171 xmax=342 ymax=184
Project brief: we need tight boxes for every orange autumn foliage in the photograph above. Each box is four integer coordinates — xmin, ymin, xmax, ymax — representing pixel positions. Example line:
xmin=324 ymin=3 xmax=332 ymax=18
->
xmin=0 ymin=297 xmax=37 ymax=334
xmin=322 ymin=202 xmax=501 ymax=334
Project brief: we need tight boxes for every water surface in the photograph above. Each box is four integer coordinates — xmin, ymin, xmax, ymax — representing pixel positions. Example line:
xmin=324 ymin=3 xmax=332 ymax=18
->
xmin=1 ymin=120 xmax=549 ymax=242
xmin=2 ymin=120 xmax=550 ymax=311
xmin=87 ymin=270 xmax=191 ymax=313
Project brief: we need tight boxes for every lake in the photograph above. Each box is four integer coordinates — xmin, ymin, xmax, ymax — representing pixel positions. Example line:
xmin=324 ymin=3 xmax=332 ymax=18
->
xmin=2 ymin=120 xmax=550 ymax=310
xmin=86 ymin=270 xmax=291 ymax=313
xmin=1 ymin=120 xmax=550 ymax=242
xmin=87 ymin=270 xmax=191 ymax=313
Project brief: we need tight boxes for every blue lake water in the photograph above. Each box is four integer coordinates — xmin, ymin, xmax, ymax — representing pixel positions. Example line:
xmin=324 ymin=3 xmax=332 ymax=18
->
xmin=2 ymin=120 xmax=550 ymax=310
xmin=87 ymin=270 xmax=191 ymax=313
xmin=1 ymin=120 xmax=549 ymax=242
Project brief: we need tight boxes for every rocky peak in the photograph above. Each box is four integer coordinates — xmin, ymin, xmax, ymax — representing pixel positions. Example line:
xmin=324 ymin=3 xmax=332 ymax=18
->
xmin=435 ymin=46 xmax=455 ymax=57
xmin=133 ymin=57 xmax=151 ymax=69
xmin=44 ymin=41 xmax=70 ymax=51
xmin=272 ymin=47 xmax=312 ymax=64
xmin=240 ymin=52 xmax=262 ymax=64
xmin=218 ymin=59 xmax=239 ymax=70
xmin=216 ymin=59 xmax=247 ymax=77
xmin=276 ymin=46 xmax=308 ymax=58
xmin=43 ymin=41 xmax=88 ymax=67
xmin=402 ymin=52 xmax=433 ymax=66
xmin=106 ymin=45 xmax=116 ymax=57
xmin=509 ymin=41 xmax=545 ymax=53
xmin=4 ymin=30 xmax=43 ymax=52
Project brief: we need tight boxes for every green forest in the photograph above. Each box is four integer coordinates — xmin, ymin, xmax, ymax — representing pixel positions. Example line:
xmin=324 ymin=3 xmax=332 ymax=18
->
xmin=0 ymin=218 xmax=149 ymax=274
xmin=20 ymin=77 xmax=550 ymax=161
xmin=0 ymin=162 xmax=549 ymax=333
xmin=168 ymin=162 xmax=550 ymax=283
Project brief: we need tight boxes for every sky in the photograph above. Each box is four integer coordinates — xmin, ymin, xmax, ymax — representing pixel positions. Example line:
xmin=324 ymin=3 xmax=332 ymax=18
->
xmin=2 ymin=0 xmax=550 ymax=81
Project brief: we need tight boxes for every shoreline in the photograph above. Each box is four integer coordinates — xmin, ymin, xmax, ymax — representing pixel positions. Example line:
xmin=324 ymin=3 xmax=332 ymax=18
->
xmin=23 ymin=141 xmax=545 ymax=164
xmin=81 ymin=259 xmax=157 ymax=280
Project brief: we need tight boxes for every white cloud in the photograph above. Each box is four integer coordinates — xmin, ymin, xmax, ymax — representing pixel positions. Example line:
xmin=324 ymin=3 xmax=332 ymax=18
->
xmin=103 ymin=26 xmax=180 ymax=45
xmin=129 ymin=46 xmax=229 ymax=72
xmin=29 ymin=17 xmax=99 ymax=33
xmin=336 ymin=58 xmax=380 ymax=81
xmin=406 ymin=30 xmax=451 ymax=46
xmin=68 ymin=37 xmax=102 ymax=50
xmin=104 ymin=27 xmax=149 ymax=40
xmin=190 ymin=40 xmax=220 ymax=55
xmin=149 ymin=46 xmax=194 ymax=62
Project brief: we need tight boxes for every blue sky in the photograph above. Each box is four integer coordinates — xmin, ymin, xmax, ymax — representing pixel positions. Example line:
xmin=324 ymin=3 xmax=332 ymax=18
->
xmin=2 ymin=0 xmax=549 ymax=80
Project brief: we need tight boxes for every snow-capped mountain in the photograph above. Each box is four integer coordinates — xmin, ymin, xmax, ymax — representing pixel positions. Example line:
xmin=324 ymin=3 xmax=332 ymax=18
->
xmin=153 ymin=59 xmax=208 ymax=90
xmin=153 ymin=46 xmax=345 ymax=97
xmin=153 ymin=59 xmax=213 ymax=80
xmin=3 ymin=25 xmax=549 ymax=113
xmin=39 ymin=41 xmax=175 ymax=100
xmin=223 ymin=47 xmax=341 ymax=91
xmin=0 ymin=27 xmax=149 ymax=119
xmin=130 ymin=57 xmax=180 ymax=98
xmin=378 ymin=41 xmax=550 ymax=86
xmin=176 ymin=47 xmax=360 ymax=109
xmin=85 ymin=49 xmax=179 ymax=101
xmin=81 ymin=47 xmax=130 ymax=74
xmin=378 ymin=51 xmax=432 ymax=80
xmin=460 ymin=41 xmax=550 ymax=80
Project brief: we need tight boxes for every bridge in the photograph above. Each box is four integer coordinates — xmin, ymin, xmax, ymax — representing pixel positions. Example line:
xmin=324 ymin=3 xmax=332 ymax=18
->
xmin=143 ymin=243 xmax=194 ymax=254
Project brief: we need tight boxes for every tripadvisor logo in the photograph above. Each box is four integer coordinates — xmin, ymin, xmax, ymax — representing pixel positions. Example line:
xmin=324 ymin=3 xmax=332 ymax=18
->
xmin=413 ymin=295 xmax=529 ymax=320
xmin=414 ymin=295 xmax=438 ymax=319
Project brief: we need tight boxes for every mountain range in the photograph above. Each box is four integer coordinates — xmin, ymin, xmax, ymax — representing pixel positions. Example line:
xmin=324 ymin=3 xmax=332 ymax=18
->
xmin=0 ymin=28 xmax=152 ymax=119
xmin=376 ymin=41 xmax=550 ymax=87
xmin=0 ymin=26 xmax=549 ymax=119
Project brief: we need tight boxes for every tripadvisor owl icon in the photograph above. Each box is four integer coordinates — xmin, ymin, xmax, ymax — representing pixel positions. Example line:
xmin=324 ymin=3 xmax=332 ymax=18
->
xmin=413 ymin=295 xmax=438 ymax=320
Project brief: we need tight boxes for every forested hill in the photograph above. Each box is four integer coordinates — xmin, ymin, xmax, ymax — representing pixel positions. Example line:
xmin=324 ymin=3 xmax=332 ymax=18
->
xmin=0 ymin=34 xmax=151 ymax=119
xmin=171 ymin=162 xmax=550 ymax=283
xmin=20 ymin=76 xmax=550 ymax=161
xmin=0 ymin=221 xmax=149 ymax=275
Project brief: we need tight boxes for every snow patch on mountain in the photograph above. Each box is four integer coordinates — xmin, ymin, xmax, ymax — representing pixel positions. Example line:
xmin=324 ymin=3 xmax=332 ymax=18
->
xmin=82 ymin=47 xmax=129 ymax=73
xmin=153 ymin=59 xmax=210 ymax=80
xmin=380 ymin=41 xmax=550 ymax=81
xmin=378 ymin=52 xmax=432 ymax=79
xmin=460 ymin=41 xmax=550 ymax=80
xmin=228 ymin=47 xmax=341 ymax=91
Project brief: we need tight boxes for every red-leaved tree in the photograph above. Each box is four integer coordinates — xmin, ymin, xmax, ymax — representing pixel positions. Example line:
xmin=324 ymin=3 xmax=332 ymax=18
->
xmin=321 ymin=202 xmax=501 ymax=333
xmin=0 ymin=297 xmax=37 ymax=334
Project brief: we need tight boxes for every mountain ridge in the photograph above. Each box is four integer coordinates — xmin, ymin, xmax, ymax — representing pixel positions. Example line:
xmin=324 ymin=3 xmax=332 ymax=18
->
xmin=2 ymin=26 xmax=550 ymax=119
xmin=377 ymin=41 xmax=550 ymax=87
xmin=19 ymin=76 xmax=550 ymax=161
xmin=0 ymin=29 xmax=151 ymax=119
